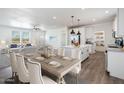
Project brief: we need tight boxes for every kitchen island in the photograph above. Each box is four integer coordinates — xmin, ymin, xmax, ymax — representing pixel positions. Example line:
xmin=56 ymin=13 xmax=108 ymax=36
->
xmin=62 ymin=45 xmax=89 ymax=62
xmin=107 ymin=47 xmax=124 ymax=80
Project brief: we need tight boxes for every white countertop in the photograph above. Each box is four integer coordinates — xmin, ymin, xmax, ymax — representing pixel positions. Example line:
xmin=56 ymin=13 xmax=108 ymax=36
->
xmin=107 ymin=47 xmax=124 ymax=52
xmin=63 ymin=45 xmax=88 ymax=49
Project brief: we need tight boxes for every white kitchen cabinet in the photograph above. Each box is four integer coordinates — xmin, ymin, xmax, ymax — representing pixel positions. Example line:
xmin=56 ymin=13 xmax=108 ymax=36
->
xmin=117 ymin=8 xmax=124 ymax=36
xmin=107 ymin=48 xmax=124 ymax=80
xmin=112 ymin=16 xmax=118 ymax=38
xmin=85 ymin=44 xmax=96 ymax=54
xmin=113 ymin=16 xmax=117 ymax=32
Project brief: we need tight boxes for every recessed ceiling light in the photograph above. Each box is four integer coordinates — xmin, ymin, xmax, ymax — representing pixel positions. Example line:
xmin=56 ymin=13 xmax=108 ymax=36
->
xmin=53 ymin=16 xmax=56 ymax=19
xmin=105 ymin=10 xmax=109 ymax=14
xmin=81 ymin=8 xmax=85 ymax=10
xmin=92 ymin=18 xmax=96 ymax=22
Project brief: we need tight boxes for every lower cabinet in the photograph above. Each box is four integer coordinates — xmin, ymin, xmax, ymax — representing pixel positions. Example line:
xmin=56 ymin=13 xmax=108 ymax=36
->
xmin=107 ymin=50 xmax=124 ymax=79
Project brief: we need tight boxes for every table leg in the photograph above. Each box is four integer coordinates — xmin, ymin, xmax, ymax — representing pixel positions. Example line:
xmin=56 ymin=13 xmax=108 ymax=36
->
xmin=61 ymin=77 xmax=66 ymax=84
xmin=57 ymin=77 xmax=66 ymax=84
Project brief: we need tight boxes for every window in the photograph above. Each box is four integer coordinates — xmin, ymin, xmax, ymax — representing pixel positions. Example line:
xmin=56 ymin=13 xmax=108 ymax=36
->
xmin=21 ymin=32 xmax=30 ymax=44
xmin=12 ymin=31 xmax=20 ymax=44
xmin=11 ymin=31 xmax=30 ymax=44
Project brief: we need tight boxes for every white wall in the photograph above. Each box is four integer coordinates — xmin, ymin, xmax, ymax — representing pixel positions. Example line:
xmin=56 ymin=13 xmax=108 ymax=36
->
xmin=0 ymin=25 xmax=32 ymax=41
xmin=0 ymin=25 xmax=32 ymax=48
xmin=85 ymin=21 xmax=115 ymax=47
xmin=46 ymin=27 xmax=68 ymax=48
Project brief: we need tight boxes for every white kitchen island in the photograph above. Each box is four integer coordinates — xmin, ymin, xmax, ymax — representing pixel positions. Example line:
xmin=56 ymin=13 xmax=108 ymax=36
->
xmin=107 ymin=47 xmax=124 ymax=80
xmin=62 ymin=45 xmax=89 ymax=62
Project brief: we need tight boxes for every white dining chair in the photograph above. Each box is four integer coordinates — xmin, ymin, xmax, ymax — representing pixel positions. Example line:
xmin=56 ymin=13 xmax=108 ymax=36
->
xmin=58 ymin=47 xmax=64 ymax=57
xmin=61 ymin=47 xmax=81 ymax=74
xmin=27 ymin=59 xmax=57 ymax=84
xmin=66 ymin=49 xmax=81 ymax=75
xmin=69 ymin=50 xmax=81 ymax=83
xmin=16 ymin=54 xmax=29 ymax=83
xmin=9 ymin=52 xmax=18 ymax=78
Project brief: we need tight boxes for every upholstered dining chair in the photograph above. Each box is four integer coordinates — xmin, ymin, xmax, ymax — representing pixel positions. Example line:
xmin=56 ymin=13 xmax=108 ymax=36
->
xmin=9 ymin=52 xmax=18 ymax=78
xmin=16 ymin=54 xmax=29 ymax=83
xmin=27 ymin=59 xmax=57 ymax=84
xmin=66 ymin=49 xmax=81 ymax=75
xmin=68 ymin=49 xmax=81 ymax=83
xmin=57 ymin=47 xmax=65 ymax=57
xmin=61 ymin=48 xmax=81 ymax=74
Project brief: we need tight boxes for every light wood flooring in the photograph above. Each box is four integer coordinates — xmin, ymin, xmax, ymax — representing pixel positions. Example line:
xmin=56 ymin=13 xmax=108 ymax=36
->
xmin=78 ymin=52 xmax=124 ymax=84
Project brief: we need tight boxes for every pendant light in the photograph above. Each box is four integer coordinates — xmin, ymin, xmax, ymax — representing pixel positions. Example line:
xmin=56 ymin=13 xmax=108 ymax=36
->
xmin=70 ymin=16 xmax=75 ymax=34
xmin=77 ymin=19 xmax=81 ymax=35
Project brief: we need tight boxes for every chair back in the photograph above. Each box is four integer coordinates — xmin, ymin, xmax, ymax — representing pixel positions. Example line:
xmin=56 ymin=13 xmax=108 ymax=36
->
xmin=27 ymin=59 xmax=44 ymax=84
xmin=20 ymin=47 xmax=37 ymax=54
xmin=58 ymin=48 xmax=64 ymax=57
xmin=71 ymin=49 xmax=80 ymax=59
xmin=10 ymin=52 xmax=17 ymax=73
xmin=16 ymin=55 xmax=29 ymax=82
xmin=71 ymin=49 xmax=81 ymax=74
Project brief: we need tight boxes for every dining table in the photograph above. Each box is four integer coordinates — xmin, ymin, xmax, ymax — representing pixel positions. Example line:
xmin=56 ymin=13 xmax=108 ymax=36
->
xmin=23 ymin=53 xmax=82 ymax=84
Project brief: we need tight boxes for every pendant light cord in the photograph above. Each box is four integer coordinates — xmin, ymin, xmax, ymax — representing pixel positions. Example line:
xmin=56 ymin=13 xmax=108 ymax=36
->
xmin=71 ymin=16 xmax=74 ymax=28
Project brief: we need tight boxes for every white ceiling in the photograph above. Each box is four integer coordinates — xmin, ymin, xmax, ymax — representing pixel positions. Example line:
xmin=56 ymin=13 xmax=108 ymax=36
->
xmin=0 ymin=8 xmax=117 ymax=29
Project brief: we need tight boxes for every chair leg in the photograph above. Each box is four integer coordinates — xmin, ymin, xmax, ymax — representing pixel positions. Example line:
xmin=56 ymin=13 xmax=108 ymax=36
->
xmin=11 ymin=72 xmax=20 ymax=83
xmin=12 ymin=72 xmax=14 ymax=78
xmin=61 ymin=77 xmax=66 ymax=84
xmin=14 ymin=75 xmax=20 ymax=83
xmin=76 ymin=71 xmax=81 ymax=84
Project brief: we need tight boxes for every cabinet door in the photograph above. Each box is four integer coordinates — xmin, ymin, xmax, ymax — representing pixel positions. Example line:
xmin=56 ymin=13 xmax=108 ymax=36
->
xmin=118 ymin=8 xmax=124 ymax=36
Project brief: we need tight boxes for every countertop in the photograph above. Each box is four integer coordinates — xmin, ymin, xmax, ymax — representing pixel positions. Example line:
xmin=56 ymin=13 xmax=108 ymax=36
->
xmin=107 ymin=47 xmax=124 ymax=52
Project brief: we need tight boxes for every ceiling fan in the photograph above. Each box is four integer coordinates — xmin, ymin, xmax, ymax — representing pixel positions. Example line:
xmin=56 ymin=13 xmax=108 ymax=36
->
xmin=33 ymin=24 xmax=41 ymax=31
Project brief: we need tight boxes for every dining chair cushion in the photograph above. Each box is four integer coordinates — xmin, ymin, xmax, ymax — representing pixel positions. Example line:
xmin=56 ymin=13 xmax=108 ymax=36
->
xmin=58 ymin=48 xmax=64 ymax=56
xmin=10 ymin=52 xmax=17 ymax=73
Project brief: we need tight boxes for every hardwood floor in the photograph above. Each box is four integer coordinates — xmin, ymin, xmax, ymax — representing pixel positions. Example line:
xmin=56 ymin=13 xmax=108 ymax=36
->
xmin=0 ymin=67 xmax=12 ymax=84
xmin=0 ymin=52 xmax=124 ymax=84
xmin=78 ymin=52 xmax=124 ymax=84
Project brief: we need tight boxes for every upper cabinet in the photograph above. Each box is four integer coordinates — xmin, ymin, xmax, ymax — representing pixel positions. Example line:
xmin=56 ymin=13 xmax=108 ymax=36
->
xmin=112 ymin=16 xmax=117 ymax=38
xmin=117 ymin=8 xmax=124 ymax=36
xmin=113 ymin=16 xmax=117 ymax=32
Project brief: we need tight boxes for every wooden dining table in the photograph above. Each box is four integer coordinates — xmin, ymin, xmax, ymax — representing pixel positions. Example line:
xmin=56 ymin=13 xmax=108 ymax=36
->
xmin=23 ymin=53 xmax=82 ymax=84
